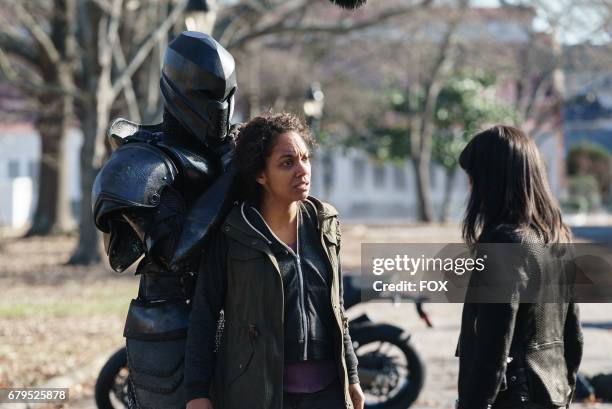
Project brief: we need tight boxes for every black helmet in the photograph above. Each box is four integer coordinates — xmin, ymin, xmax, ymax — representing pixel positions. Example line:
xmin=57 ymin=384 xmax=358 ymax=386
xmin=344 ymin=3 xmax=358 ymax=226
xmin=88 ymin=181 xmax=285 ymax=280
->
xmin=160 ymin=31 xmax=237 ymax=147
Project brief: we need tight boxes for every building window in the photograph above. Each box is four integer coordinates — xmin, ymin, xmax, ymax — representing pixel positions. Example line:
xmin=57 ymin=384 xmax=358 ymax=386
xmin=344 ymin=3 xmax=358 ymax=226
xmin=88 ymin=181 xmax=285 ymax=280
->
xmin=394 ymin=165 xmax=407 ymax=189
xmin=8 ymin=160 xmax=20 ymax=178
xmin=352 ymin=158 xmax=366 ymax=189
xmin=373 ymin=164 xmax=385 ymax=188
xmin=28 ymin=160 xmax=38 ymax=178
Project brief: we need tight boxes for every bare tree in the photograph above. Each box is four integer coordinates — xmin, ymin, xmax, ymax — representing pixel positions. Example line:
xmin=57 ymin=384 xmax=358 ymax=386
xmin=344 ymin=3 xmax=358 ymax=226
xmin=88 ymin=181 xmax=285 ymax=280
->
xmin=0 ymin=0 xmax=174 ymax=240
xmin=68 ymin=0 xmax=190 ymax=264
xmin=349 ymin=0 xmax=469 ymax=222
xmin=213 ymin=0 xmax=435 ymax=116
xmin=407 ymin=2 xmax=468 ymax=222
xmin=499 ymin=0 xmax=612 ymax=138
xmin=69 ymin=0 xmax=423 ymax=264
xmin=1 ymin=0 xmax=438 ymax=264
xmin=0 ymin=0 xmax=78 ymax=235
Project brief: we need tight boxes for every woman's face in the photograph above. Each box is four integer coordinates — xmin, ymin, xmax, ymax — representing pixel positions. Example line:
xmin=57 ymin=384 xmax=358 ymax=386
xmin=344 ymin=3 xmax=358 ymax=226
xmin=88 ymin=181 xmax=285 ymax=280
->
xmin=256 ymin=131 xmax=311 ymax=204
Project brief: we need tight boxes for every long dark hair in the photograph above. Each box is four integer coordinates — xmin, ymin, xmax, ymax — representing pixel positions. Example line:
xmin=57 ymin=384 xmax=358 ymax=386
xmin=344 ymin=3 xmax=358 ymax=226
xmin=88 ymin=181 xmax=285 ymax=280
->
xmin=233 ymin=112 xmax=314 ymax=204
xmin=459 ymin=125 xmax=571 ymax=245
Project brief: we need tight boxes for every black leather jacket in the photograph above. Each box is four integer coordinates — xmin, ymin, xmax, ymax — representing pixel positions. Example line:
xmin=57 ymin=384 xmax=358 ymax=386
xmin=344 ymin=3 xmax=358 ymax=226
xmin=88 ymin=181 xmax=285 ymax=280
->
xmin=456 ymin=225 xmax=584 ymax=409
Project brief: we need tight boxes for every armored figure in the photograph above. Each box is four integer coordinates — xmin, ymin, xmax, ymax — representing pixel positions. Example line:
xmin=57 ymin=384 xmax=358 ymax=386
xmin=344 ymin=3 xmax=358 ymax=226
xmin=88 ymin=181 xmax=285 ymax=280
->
xmin=92 ymin=31 xmax=238 ymax=409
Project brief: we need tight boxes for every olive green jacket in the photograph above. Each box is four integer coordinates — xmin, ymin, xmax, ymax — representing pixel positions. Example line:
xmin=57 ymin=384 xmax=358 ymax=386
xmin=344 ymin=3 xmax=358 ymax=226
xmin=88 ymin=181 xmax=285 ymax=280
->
xmin=212 ymin=197 xmax=354 ymax=409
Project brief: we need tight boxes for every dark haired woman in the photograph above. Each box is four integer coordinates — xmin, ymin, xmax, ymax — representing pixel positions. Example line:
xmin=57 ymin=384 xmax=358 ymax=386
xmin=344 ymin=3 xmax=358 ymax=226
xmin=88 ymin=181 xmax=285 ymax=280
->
xmin=455 ymin=125 xmax=583 ymax=409
xmin=184 ymin=112 xmax=364 ymax=409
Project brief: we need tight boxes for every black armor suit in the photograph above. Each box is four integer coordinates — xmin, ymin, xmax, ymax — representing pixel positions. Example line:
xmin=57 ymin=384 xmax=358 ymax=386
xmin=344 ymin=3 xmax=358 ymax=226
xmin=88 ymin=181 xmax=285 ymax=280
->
xmin=92 ymin=32 xmax=237 ymax=409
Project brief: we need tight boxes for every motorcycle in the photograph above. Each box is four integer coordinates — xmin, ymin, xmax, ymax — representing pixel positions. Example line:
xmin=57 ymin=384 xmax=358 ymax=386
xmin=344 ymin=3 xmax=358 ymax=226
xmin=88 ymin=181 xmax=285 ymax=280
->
xmin=95 ymin=276 xmax=431 ymax=409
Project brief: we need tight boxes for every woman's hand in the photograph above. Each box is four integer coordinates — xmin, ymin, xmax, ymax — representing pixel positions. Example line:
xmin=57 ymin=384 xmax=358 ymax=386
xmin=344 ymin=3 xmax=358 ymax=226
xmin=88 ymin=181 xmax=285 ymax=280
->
xmin=186 ymin=398 xmax=214 ymax=409
xmin=349 ymin=383 xmax=365 ymax=409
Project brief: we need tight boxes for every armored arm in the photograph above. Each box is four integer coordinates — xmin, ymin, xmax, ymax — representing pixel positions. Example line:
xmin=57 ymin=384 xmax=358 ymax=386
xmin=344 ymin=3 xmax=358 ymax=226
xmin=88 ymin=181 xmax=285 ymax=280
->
xmin=92 ymin=140 xmax=183 ymax=272
xmin=92 ymin=121 xmax=239 ymax=273
xmin=121 ymin=185 xmax=186 ymax=269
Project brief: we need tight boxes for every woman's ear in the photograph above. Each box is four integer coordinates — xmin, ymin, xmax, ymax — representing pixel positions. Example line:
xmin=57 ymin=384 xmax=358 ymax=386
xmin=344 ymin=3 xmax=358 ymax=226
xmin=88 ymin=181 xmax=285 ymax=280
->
xmin=256 ymin=171 xmax=267 ymax=187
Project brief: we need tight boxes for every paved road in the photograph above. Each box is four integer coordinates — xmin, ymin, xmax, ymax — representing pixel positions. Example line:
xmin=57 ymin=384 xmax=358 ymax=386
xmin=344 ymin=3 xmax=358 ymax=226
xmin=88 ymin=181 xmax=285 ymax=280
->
xmin=347 ymin=301 xmax=612 ymax=409
xmin=64 ymin=302 xmax=611 ymax=409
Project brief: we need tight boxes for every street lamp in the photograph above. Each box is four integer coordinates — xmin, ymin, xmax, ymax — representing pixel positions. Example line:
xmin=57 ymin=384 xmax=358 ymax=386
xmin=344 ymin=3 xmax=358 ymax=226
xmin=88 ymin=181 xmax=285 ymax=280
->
xmin=303 ymin=82 xmax=325 ymax=128
xmin=185 ymin=0 xmax=217 ymax=34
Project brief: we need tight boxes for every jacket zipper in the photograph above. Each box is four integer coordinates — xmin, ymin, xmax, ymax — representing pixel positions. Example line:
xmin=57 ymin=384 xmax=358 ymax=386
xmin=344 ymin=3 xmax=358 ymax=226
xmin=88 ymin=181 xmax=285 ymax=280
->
xmin=295 ymin=254 xmax=308 ymax=360
xmin=291 ymin=209 xmax=308 ymax=361
xmin=245 ymin=203 xmax=309 ymax=361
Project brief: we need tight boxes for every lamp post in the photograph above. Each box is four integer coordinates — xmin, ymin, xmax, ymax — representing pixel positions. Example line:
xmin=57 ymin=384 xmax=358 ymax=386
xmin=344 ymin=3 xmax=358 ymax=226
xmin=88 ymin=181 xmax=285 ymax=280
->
xmin=303 ymin=83 xmax=333 ymax=201
xmin=184 ymin=0 xmax=217 ymax=34
xmin=303 ymin=82 xmax=325 ymax=130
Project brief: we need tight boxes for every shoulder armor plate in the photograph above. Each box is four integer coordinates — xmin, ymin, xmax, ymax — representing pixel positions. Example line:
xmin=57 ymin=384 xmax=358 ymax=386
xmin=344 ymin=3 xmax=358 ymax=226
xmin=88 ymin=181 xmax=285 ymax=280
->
xmin=92 ymin=143 xmax=177 ymax=232
xmin=107 ymin=117 xmax=163 ymax=151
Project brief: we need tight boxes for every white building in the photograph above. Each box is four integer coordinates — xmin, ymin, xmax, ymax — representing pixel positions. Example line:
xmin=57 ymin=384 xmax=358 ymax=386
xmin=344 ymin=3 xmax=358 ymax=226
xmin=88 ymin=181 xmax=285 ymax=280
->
xmin=309 ymin=148 xmax=471 ymax=222
xmin=0 ymin=123 xmax=562 ymax=228
xmin=0 ymin=123 xmax=82 ymax=229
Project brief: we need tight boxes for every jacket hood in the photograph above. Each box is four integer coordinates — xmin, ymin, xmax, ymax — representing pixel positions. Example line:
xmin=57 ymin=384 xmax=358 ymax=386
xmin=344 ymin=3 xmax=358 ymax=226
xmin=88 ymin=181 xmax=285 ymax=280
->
xmin=221 ymin=196 xmax=337 ymax=245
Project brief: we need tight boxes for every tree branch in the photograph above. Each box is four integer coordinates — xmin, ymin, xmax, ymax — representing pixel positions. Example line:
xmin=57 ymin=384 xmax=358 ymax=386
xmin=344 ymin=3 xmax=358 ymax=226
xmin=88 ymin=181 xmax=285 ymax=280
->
xmin=0 ymin=46 xmax=84 ymax=100
xmin=113 ymin=41 xmax=142 ymax=122
xmin=227 ymin=0 xmax=434 ymax=50
xmin=12 ymin=2 xmax=62 ymax=65
xmin=0 ymin=31 xmax=41 ymax=67
xmin=0 ymin=46 xmax=37 ymax=85
xmin=417 ymin=0 xmax=469 ymax=152
xmin=522 ymin=70 xmax=553 ymax=120
xmin=110 ymin=0 xmax=189 ymax=100
xmin=424 ymin=0 xmax=468 ymax=87
xmin=90 ymin=0 xmax=115 ymax=15
xmin=97 ymin=0 xmax=122 ymax=68
xmin=107 ymin=0 xmax=123 ymax=51
xmin=216 ymin=1 xmax=304 ymax=47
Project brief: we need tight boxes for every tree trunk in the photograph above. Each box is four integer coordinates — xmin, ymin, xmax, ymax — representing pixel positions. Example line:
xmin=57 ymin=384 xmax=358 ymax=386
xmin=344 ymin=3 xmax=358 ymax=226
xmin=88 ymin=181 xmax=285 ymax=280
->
xmin=67 ymin=104 xmax=104 ymax=265
xmin=440 ymin=166 xmax=457 ymax=223
xmin=410 ymin=108 xmax=436 ymax=223
xmin=68 ymin=0 xmax=188 ymax=264
xmin=67 ymin=160 xmax=101 ymax=265
xmin=26 ymin=0 xmax=77 ymax=236
xmin=246 ymin=45 xmax=261 ymax=117
xmin=27 ymin=89 xmax=74 ymax=236
xmin=412 ymin=156 xmax=434 ymax=222
xmin=68 ymin=0 xmax=107 ymax=265
xmin=68 ymin=49 xmax=113 ymax=266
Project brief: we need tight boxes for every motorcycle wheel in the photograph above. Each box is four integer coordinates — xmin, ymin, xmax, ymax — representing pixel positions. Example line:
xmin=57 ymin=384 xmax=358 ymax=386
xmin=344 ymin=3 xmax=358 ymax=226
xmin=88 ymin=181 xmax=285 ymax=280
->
xmin=95 ymin=347 xmax=130 ymax=409
xmin=352 ymin=326 xmax=425 ymax=409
